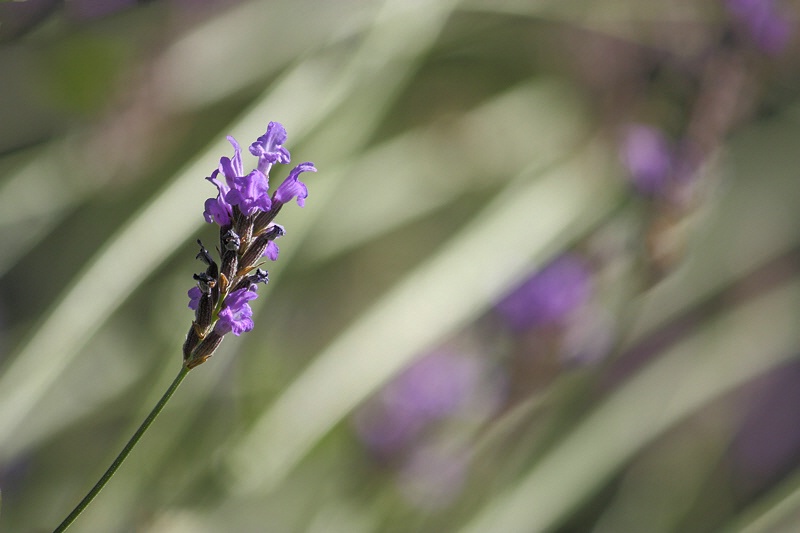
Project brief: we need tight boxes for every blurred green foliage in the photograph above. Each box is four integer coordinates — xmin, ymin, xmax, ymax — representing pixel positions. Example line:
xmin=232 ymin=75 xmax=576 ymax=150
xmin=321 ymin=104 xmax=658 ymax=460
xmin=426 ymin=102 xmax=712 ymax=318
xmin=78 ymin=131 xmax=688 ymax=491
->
xmin=1 ymin=1 xmax=800 ymax=532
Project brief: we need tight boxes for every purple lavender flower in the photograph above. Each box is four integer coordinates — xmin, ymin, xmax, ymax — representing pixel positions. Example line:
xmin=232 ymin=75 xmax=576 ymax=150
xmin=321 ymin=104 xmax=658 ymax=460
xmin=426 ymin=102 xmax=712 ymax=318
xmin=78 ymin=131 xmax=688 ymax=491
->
xmin=496 ymin=254 xmax=593 ymax=331
xmin=264 ymin=240 xmax=279 ymax=261
xmin=221 ymin=136 xmax=245 ymax=177
xmin=187 ymin=286 xmax=203 ymax=310
xmin=203 ymin=194 xmax=232 ymax=226
xmin=273 ymin=162 xmax=316 ymax=207
xmin=214 ymin=286 xmax=259 ymax=336
xmin=620 ymin=124 xmax=674 ymax=196
xmin=203 ymin=136 xmax=243 ymax=226
xmin=354 ymin=351 xmax=490 ymax=457
xmin=726 ymin=0 xmax=792 ymax=55
xmin=249 ymin=122 xmax=291 ymax=173
xmin=354 ymin=350 xmax=503 ymax=508
xmin=204 ymin=130 xmax=315 ymax=224
xmin=225 ymin=170 xmax=272 ymax=216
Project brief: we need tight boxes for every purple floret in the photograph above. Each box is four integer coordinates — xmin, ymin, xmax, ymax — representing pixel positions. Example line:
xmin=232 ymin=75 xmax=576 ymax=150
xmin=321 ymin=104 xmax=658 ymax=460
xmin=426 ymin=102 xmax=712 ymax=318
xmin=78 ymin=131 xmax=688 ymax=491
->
xmin=274 ymin=162 xmax=317 ymax=207
xmin=220 ymin=136 xmax=244 ymax=179
xmin=264 ymin=240 xmax=279 ymax=261
xmin=226 ymin=170 xmax=272 ymax=216
xmin=188 ymin=286 xmax=203 ymax=310
xmin=203 ymin=136 xmax=245 ymax=226
xmin=726 ymin=0 xmax=792 ymax=55
xmin=620 ymin=124 xmax=674 ymax=196
xmin=215 ymin=286 xmax=259 ymax=336
xmin=250 ymin=122 xmax=291 ymax=173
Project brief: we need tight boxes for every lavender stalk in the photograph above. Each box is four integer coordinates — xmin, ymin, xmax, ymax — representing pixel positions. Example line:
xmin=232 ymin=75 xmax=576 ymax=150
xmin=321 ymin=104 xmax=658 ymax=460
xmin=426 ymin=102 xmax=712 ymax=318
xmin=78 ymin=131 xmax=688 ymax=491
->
xmin=52 ymin=122 xmax=316 ymax=532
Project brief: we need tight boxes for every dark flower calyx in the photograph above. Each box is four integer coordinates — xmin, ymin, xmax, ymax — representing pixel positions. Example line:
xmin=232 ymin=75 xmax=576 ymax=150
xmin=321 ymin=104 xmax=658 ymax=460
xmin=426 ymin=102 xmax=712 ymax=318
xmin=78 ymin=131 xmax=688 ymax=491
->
xmin=195 ymin=240 xmax=219 ymax=278
xmin=183 ymin=326 xmax=201 ymax=360
xmin=186 ymin=331 xmax=224 ymax=369
xmin=240 ymin=233 xmax=272 ymax=267
xmin=232 ymin=268 xmax=269 ymax=292
xmin=195 ymin=297 xmax=214 ymax=330
xmin=196 ymin=240 xmax=214 ymax=265
xmin=232 ymin=208 xmax=254 ymax=245
xmin=193 ymin=272 xmax=216 ymax=292
xmin=249 ymin=268 xmax=269 ymax=285
xmin=264 ymin=223 xmax=285 ymax=239
xmin=222 ymin=229 xmax=241 ymax=251
xmin=220 ymin=250 xmax=239 ymax=285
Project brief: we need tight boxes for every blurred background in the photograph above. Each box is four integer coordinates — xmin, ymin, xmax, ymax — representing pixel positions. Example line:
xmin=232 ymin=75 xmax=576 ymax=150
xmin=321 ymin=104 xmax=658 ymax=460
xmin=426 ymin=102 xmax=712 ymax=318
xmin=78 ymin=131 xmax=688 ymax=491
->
xmin=1 ymin=0 xmax=800 ymax=531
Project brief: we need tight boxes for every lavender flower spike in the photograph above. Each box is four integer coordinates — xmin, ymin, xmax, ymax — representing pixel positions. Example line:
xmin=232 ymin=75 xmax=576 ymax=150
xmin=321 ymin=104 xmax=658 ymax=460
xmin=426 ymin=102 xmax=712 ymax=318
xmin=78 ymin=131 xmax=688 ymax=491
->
xmin=185 ymin=122 xmax=315 ymax=367
xmin=250 ymin=122 xmax=291 ymax=173
xmin=52 ymin=121 xmax=315 ymax=532
xmin=274 ymin=162 xmax=317 ymax=207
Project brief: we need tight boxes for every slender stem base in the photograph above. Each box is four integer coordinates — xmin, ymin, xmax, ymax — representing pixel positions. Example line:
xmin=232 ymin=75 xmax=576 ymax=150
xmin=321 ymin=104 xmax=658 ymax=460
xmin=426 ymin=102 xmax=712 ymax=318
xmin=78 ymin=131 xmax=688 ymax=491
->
xmin=53 ymin=365 xmax=191 ymax=533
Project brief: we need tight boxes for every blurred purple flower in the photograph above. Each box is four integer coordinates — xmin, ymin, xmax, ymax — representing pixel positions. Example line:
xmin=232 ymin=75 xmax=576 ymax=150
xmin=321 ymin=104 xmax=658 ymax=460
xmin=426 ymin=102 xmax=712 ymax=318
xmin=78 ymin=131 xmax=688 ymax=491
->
xmin=620 ymin=124 xmax=674 ymax=196
xmin=354 ymin=351 xmax=488 ymax=457
xmin=384 ymin=351 xmax=482 ymax=419
xmin=726 ymin=0 xmax=793 ymax=55
xmin=496 ymin=254 xmax=593 ymax=331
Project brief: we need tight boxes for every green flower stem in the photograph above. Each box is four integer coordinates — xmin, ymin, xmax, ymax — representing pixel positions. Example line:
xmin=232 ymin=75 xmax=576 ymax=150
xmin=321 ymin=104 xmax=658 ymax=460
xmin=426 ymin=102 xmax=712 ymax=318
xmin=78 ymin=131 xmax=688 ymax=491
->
xmin=53 ymin=365 xmax=191 ymax=533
